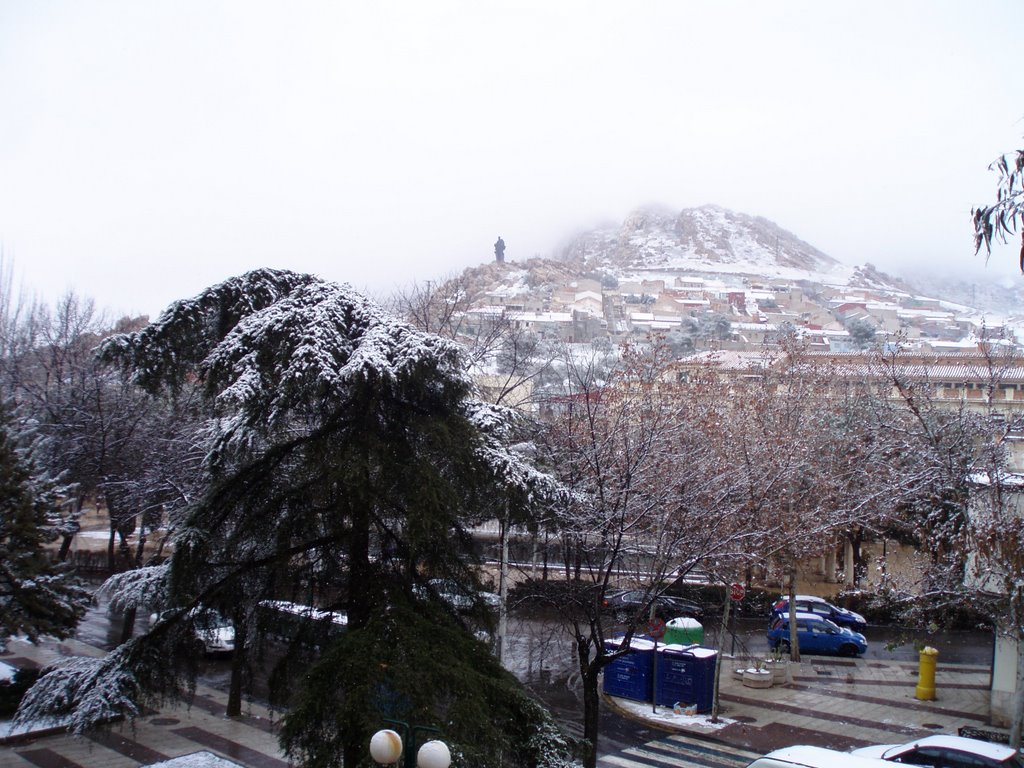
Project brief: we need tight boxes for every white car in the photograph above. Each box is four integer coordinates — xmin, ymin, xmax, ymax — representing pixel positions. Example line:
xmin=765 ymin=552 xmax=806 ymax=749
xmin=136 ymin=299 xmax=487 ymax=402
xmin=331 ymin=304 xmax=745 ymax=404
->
xmin=150 ymin=608 xmax=235 ymax=656
xmin=415 ymin=578 xmax=501 ymax=612
xmin=747 ymin=745 xmax=895 ymax=768
xmin=852 ymin=735 xmax=1023 ymax=768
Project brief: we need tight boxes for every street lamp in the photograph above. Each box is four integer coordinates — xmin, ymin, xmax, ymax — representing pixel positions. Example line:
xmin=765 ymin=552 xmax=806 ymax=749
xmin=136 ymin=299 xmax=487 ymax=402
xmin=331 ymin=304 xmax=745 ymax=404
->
xmin=370 ymin=723 xmax=451 ymax=768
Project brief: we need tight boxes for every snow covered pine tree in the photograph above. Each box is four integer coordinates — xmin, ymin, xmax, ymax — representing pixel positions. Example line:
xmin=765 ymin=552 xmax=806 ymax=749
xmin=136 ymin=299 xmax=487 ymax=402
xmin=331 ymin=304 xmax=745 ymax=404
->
xmin=16 ymin=269 xmax=574 ymax=768
xmin=0 ymin=406 xmax=90 ymax=650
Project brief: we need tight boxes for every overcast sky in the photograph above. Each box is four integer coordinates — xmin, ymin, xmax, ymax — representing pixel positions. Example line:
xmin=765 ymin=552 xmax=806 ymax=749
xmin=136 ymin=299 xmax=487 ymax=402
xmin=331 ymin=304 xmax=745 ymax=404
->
xmin=1 ymin=1 xmax=1023 ymax=319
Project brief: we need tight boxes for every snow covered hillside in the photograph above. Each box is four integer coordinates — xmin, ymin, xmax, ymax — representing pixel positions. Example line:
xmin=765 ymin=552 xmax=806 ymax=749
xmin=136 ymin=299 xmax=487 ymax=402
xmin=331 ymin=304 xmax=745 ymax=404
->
xmin=560 ymin=204 xmax=865 ymax=289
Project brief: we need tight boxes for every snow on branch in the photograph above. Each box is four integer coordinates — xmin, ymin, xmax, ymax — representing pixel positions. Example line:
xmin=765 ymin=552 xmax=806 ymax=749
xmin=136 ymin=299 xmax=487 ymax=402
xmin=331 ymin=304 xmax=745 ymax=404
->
xmin=15 ymin=646 xmax=144 ymax=734
xmin=103 ymin=270 xmax=481 ymax=456
xmin=99 ymin=268 xmax=320 ymax=393
xmin=462 ymin=398 xmax=569 ymax=508
xmin=98 ymin=563 xmax=170 ymax=614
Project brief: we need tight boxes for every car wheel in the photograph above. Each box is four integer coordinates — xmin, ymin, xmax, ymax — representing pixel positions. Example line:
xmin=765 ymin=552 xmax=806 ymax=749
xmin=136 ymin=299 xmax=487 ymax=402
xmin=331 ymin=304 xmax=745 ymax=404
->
xmin=780 ymin=640 xmax=791 ymax=654
xmin=839 ymin=643 xmax=859 ymax=657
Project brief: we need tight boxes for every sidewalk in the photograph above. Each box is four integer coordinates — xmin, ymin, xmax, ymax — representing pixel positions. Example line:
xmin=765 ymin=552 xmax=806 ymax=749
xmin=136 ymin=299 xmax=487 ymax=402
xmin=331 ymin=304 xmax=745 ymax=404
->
xmin=606 ymin=652 xmax=1002 ymax=756
xmin=0 ymin=637 xmax=288 ymax=768
xmin=2 ymin=635 xmax=1005 ymax=767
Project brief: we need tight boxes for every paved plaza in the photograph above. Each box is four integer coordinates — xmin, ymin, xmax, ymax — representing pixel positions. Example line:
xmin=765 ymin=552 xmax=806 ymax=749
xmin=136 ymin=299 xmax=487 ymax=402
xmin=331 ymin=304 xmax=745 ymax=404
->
xmin=1 ymin=632 xmax=1007 ymax=768
xmin=608 ymin=651 xmax=1002 ymax=756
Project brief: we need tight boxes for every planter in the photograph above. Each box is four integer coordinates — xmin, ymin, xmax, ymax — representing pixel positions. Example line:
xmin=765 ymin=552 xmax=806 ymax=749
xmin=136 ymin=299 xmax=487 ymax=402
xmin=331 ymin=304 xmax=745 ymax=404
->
xmin=731 ymin=667 xmax=746 ymax=682
xmin=764 ymin=661 xmax=788 ymax=685
xmin=741 ymin=669 xmax=773 ymax=689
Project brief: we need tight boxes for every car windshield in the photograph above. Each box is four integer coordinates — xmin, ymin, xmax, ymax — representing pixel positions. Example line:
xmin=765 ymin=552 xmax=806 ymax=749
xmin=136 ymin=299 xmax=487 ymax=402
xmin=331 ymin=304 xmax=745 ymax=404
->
xmin=194 ymin=612 xmax=231 ymax=631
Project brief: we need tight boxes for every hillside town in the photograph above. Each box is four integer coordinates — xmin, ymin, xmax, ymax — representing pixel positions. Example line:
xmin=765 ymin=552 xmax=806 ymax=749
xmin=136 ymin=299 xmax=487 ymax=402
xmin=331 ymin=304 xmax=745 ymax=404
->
xmin=463 ymin=264 xmax=1014 ymax=355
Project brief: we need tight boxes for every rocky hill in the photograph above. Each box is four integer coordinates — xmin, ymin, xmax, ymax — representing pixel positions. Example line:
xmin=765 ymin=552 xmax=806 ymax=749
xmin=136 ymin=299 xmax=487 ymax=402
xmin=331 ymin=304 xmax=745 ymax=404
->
xmin=460 ymin=205 xmax=912 ymax=299
xmin=562 ymin=205 xmax=853 ymax=282
xmin=445 ymin=204 xmax=1021 ymax=344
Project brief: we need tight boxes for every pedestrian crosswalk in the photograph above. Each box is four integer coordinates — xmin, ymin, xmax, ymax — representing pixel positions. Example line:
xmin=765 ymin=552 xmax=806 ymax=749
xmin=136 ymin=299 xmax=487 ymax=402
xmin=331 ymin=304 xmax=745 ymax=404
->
xmin=600 ymin=733 xmax=760 ymax=768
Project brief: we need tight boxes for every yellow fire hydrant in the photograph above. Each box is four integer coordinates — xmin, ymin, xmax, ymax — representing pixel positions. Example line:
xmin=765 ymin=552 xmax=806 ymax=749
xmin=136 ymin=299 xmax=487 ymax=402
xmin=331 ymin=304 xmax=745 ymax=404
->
xmin=915 ymin=646 xmax=939 ymax=701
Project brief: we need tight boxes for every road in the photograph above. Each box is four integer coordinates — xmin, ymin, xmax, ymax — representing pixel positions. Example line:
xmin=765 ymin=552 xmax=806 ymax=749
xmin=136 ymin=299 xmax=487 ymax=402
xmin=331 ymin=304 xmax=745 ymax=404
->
xmin=597 ymin=732 xmax=761 ymax=768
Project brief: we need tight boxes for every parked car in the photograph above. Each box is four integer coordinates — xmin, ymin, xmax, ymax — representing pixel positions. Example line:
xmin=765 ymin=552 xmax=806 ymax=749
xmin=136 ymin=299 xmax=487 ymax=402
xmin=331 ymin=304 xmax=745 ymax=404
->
xmin=767 ymin=612 xmax=867 ymax=656
xmin=851 ymin=735 xmax=1024 ymax=768
xmin=602 ymin=589 xmax=703 ymax=621
xmin=0 ymin=661 xmax=41 ymax=718
xmin=258 ymin=599 xmax=348 ymax=648
xmin=414 ymin=578 xmax=501 ymax=613
xmin=150 ymin=608 xmax=235 ymax=656
xmin=746 ymin=745 xmax=894 ymax=768
xmin=771 ymin=594 xmax=867 ymax=629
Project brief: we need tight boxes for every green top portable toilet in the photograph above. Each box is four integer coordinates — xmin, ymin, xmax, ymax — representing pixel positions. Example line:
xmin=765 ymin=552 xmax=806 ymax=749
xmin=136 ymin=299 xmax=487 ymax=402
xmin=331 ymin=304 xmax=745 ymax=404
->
xmin=664 ymin=617 xmax=703 ymax=646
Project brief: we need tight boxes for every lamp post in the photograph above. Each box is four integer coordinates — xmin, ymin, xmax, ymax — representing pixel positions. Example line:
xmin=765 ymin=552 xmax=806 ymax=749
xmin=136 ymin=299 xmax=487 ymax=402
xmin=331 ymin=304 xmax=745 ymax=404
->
xmin=370 ymin=721 xmax=451 ymax=768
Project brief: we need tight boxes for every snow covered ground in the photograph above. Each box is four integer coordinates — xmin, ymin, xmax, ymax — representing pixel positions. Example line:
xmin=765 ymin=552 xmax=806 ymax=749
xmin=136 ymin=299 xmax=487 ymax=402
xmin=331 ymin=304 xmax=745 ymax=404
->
xmin=145 ymin=752 xmax=244 ymax=767
xmin=0 ymin=715 xmax=70 ymax=742
xmin=611 ymin=696 xmax=734 ymax=731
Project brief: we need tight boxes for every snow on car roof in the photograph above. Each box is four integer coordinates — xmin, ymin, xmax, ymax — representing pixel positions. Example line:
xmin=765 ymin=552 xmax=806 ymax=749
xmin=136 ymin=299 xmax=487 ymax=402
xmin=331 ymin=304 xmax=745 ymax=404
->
xmin=260 ymin=599 xmax=348 ymax=626
xmin=776 ymin=595 xmax=829 ymax=604
xmin=776 ymin=611 xmax=825 ymax=622
xmin=886 ymin=735 xmax=1017 ymax=760
xmin=761 ymin=745 xmax=891 ymax=768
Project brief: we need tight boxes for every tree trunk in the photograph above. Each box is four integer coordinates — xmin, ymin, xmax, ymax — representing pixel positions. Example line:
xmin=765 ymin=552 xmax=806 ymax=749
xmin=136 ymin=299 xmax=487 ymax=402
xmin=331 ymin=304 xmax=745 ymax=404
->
xmin=227 ymin=617 xmax=246 ymax=717
xmin=57 ymin=533 xmax=75 ymax=562
xmin=119 ymin=607 xmax=137 ymax=645
xmin=849 ymin=529 xmax=864 ymax=587
xmin=787 ymin=559 xmax=800 ymax=663
xmin=58 ymin=496 xmax=83 ymax=562
xmin=497 ymin=517 xmax=509 ymax=663
xmin=580 ymin=662 xmax=601 ymax=768
xmin=107 ymin=523 xmax=117 ymax=573
xmin=134 ymin=528 xmax=148 ymax=567
xmin=711 ymin=592 xmax=731 ymax=722
xmin=348 ymin=499 xmax=372 ymax=630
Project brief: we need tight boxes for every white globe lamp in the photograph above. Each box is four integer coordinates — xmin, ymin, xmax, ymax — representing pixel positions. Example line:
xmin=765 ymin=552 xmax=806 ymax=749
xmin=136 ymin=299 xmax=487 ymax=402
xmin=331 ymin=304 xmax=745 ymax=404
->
xmin=417 ymin=740 xmax=452 ymax=768
xmin=370 ymin=729 xmax=404 ymax=765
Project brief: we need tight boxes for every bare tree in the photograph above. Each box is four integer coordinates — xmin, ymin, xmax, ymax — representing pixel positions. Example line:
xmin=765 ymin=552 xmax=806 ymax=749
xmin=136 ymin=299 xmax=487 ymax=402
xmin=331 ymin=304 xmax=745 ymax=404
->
xmin=533 ymin=341 xmax=756 ymax=768
xmin=718 ymin=342 xmax=894 ymax=660
xmin=392 ymin=274 xmax=553 ymax=408
xmin=865 ymin=340 xmax=1024 ymax=744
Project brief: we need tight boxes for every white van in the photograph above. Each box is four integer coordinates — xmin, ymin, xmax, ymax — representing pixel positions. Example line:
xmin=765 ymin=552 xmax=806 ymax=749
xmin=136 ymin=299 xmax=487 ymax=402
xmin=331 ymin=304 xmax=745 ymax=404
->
xmin=746 ymin=745 xmax=887 ymax=768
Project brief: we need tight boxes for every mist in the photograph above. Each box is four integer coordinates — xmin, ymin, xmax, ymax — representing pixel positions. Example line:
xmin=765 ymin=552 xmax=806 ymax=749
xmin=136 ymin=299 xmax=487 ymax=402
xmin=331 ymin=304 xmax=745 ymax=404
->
xmin=1 ymin=1 xmax=1022 ymax=317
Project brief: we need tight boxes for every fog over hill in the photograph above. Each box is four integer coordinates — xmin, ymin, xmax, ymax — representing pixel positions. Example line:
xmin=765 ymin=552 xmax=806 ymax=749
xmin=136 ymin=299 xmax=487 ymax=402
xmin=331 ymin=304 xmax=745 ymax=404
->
xmin=479 ymin=205 xmax=909 ymax=297
xmin=562 ymin=205 xmax=845 ymax=279
xmin=895 ymin=268 xmax=1024 ymax=327
xmin=449 ymin=204 xmax=1024 ymax=343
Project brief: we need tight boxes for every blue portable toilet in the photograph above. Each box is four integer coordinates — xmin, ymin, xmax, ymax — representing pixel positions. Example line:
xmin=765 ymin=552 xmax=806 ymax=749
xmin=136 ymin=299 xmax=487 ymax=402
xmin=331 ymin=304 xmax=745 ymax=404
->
xmin=602 ymin=636 xmax=656 ymax=702
xmin=655 ymin=644 xmax=718 ymax=713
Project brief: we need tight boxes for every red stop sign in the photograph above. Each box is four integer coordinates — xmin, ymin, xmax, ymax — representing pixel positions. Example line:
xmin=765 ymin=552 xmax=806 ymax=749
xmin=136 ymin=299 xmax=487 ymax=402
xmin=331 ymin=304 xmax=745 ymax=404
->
xmin=730 ymin=583 xmax=745 ymax=601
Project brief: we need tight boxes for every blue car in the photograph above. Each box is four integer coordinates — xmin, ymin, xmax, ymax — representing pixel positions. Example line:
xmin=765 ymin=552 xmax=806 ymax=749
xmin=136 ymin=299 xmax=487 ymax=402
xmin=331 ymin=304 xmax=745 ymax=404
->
xmin=768 ymin=612 xmax=867 ymax=656
xmin=771 ymin=594 xmax=867 ymax=630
